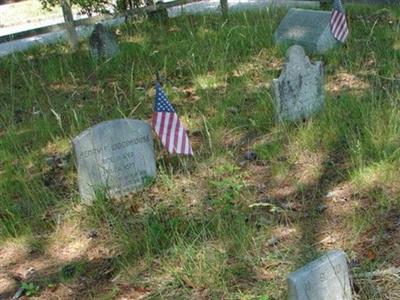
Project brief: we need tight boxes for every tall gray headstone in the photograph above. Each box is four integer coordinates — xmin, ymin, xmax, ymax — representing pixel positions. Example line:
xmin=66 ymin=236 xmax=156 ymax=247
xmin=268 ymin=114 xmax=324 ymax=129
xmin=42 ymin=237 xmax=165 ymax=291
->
xmin=272 ymin=45 xmax=324 ymax=122
xmin=274 ymin=8 xmax=339 ymax=54
xmin=73 ymin=119 xmax=156 ymax=204
xmin=89 ymin=23 xmax=119 ymax=60
xmin=287 ymin=250 xmax=352 ymax=300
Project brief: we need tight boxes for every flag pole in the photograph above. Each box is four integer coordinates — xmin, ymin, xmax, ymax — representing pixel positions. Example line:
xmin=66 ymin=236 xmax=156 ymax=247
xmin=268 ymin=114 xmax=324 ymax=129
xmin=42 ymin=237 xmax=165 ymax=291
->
xmin=156 ymin=70 xmax=161 ymax=84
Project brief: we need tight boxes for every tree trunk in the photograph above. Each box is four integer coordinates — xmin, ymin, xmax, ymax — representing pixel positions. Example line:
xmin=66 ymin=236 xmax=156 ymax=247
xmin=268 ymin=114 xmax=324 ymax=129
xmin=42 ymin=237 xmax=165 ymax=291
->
xmin=220 ymin=0 xmax=228 ymax=19
xmin=61 ymin=0 xmax=79 ymax=52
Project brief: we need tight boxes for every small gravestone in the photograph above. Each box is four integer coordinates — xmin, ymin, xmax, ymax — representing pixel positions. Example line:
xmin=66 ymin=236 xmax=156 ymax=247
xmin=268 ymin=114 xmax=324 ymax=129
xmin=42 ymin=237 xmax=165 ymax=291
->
xmin=274 ymin=8 xmax=338 ymax=53
xmin=272 ymin=45 xmax=324 ymax=122
xmin=89 ymin=23 xmax=119 ymax=60
xmin=148 ymin=1 xmax=169 ymax=22
xmin=72 ymin=119 xmax=156 ymax=204
xmin=287 ymin=250 xmax=352 ymax=300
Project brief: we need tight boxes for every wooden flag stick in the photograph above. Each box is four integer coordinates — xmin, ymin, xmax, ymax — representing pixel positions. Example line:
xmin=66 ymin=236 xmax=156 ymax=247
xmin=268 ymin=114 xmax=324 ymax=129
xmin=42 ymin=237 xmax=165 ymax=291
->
xmin=156 ymin=70 xmax=161 ymax=83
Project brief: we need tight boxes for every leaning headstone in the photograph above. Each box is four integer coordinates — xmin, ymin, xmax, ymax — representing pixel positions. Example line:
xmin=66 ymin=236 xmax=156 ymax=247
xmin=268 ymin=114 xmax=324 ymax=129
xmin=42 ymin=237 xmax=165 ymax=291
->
xmin=274 ymin=8 xmax=338 ymax=54
xmin=72 ymin=119 xmax=156 ymax=204
xmin=89 ymin=23 xmax=119 ymax=60
xmin=287 ymin=250 xmax=352 ymax=300
xmin=272 ymin=45 xmax=324 ymax=122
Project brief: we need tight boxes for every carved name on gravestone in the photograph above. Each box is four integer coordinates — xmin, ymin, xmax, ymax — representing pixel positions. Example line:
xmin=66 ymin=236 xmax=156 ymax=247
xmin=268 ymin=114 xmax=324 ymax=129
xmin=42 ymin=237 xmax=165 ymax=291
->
xmin=272 ymin=45 xmax=324 ymax=122
xmin=73 ymin=119 xmax=156 ymax=204
xmin=274 ymin=8 xmax=338 ymax=53
xmin=287 ymin=250 xmax=352 ymax=300
xmin=89 ymin=23 xmax=119 ymax=60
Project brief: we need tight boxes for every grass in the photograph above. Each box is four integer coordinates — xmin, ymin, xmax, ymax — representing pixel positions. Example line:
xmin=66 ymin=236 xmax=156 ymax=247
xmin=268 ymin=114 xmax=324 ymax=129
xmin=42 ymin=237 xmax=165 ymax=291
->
xmin=0 ymin=4 xmax=400 ymax=299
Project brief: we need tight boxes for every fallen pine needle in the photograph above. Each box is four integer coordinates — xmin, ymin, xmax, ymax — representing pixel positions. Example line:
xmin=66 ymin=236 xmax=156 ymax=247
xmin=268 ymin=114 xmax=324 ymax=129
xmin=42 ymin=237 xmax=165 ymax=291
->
xmin=249 ymin=203 xmax=274 ymax=208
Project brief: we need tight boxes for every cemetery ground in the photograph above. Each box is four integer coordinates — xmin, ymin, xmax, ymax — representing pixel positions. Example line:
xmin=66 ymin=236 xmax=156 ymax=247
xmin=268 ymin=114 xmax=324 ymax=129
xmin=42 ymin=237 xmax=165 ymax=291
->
xmin=0 ymin=4 xmax=399 ymax=299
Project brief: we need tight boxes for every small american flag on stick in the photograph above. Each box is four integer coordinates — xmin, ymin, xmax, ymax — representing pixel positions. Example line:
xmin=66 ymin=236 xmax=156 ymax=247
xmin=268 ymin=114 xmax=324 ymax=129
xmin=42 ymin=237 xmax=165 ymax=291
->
xmin=152 ymin=82 xmax=193 ymax=156
xmin=330 ymin=0 xmax=349 ymax=43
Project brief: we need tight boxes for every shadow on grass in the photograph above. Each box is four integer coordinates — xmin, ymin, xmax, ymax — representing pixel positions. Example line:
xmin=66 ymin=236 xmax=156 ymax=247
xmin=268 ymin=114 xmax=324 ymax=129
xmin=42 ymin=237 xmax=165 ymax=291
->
xmin=290 ymin=151 xmax=349 ymax=268
xmin=0 ymin=257 xmax=118 ymax=300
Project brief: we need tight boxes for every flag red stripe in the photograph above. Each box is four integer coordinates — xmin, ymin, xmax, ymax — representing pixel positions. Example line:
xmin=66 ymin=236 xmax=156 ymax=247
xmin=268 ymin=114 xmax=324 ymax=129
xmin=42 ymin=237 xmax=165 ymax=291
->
xmin=163 ymin=113 xmax=170 ymax=149
xmin=156 ymin=112 xmax=162 ymax=133
xmin=331 ymin=10 xmax=339 ymax=25
xmin=332 ymin=14 xmax=343 ymax=34
xmin=165 ymin=113 xmax=174 ymax=150
xmin=168 ymin=114 xmax=178 ymax=153
xmin=173 ymin=118 xmax=181 ymax=153
xmin=158 ymin=112 xmax=166 ymax=144
xmin=184 ymin=135 xmax=189 ymax=155
xmin=331 ymin=9 xmax=348 ymax=43
xmin=337 ymin=18 xmax=348 ymax=41
xmin=180 ymin=127 xmax=187 ymax=154
xmin=334 ymin=17 xmax=345 ymax=37
xmin=338 ymin=16 xmax=349 ymax=41
xmin=185 ymin=135 xmax=191 ymax=155
xmin=177 ymin=124 xmax=184 ymax=154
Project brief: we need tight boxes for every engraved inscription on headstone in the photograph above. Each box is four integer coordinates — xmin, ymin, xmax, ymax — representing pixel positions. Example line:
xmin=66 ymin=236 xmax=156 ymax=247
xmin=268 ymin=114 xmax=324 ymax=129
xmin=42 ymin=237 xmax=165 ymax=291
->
xmin=274 ymin=8 xmax=339 ymax=54
xmin=287 ymin=250 xmax=352 ymax=300
xmin=73 ymin=119 xmax=156 ymax=204
xmin=272 ymin=45 xmax=324 ymax=122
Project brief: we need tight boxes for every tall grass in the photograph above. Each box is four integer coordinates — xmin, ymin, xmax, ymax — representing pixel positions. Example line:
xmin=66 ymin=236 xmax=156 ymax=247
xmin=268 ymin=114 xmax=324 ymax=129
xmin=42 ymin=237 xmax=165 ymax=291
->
xmin=0 ymin=5 xmax=400 ymax=299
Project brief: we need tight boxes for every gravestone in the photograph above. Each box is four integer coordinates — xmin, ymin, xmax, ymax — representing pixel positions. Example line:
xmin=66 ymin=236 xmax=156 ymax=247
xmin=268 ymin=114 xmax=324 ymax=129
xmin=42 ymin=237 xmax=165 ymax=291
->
xmin=287 ymin=250 xmax=352 ymax=300
xmin=72 ymin=119 xmax=156 ymax=204
xmin=89 ymin=23 xmax=119 ymax=60
xmin=148 ymin=1 xmax=169 ymax=22
xmin=272 ymin=45 xmax=324 ymax=122
xmin=274 ymin=8 xmax=338 ymax=53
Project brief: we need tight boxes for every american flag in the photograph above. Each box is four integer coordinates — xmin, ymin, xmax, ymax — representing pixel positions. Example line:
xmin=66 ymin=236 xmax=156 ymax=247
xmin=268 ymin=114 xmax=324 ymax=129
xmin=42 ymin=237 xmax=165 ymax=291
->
xmin=330 ymin=0 xmax=349 ymax=43
xmin=152 ymin=82 xmax=193 ymax=155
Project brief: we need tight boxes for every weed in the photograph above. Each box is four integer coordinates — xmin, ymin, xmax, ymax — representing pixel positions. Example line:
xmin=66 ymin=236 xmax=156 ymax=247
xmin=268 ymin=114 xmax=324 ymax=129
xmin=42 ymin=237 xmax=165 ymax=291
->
xmin=21 ymin=282 xmax=40 ymax=297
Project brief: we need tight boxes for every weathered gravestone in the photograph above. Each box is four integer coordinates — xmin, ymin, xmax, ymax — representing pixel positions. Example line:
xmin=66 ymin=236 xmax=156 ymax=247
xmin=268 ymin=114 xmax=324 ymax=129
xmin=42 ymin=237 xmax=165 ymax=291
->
xmin=73 ymin=119 xmax=156 ymax=204
xmin=287 ymin=250 xmax=352 ymax=300
xmin=89 ymin=23 xmax=119 ymax=60
xmin=274 ymin=8 xmax=338 ymax=53
xmin=272 ymin=45 xmax=324 ymax=122
xmin=148 ymin=1 xmax=169 ymax=22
